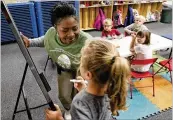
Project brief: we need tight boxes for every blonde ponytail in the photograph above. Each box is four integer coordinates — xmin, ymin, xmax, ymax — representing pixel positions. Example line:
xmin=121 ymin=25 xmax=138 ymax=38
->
xmin=107 ymin=57 xmax=130 ymax=116
xmin=80 ymin=39 xmax=131 ymax=116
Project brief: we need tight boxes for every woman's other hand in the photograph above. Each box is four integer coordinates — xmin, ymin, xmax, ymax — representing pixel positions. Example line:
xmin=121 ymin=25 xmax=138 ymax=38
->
xmin=20 ymin=33 xmax=30 ymax=47
xmin=45 ymin=104 xmax=64 ymax=120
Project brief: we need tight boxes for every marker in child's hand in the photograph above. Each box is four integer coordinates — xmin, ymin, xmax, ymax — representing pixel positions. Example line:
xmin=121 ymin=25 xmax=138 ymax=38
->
xmin=70 ymin=79 xmax=88 ymax=84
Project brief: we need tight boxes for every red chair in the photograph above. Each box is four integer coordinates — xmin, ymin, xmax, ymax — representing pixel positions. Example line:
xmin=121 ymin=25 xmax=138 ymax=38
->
xmin=155 ymin=58 xmax=172 ymax=83
xmin=129 ymin=58 xmax=158 ymax=99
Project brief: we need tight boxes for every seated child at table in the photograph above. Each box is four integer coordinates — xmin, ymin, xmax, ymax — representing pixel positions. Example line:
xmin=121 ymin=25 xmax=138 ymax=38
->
xmin=130 ymin=30 xmax=152 ymax=72
xmin=124 ymin=15 xmax=148 ymax=36
xmin=102 ymin=18 xmax=123 ymax=40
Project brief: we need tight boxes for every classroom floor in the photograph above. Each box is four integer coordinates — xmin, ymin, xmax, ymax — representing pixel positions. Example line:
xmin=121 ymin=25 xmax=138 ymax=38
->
xmin=1 ymin=22 xmax=172 ymax=120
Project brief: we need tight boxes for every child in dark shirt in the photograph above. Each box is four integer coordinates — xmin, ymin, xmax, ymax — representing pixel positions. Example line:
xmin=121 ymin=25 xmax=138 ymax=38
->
xmin=102 ymin=18 xmax=123 ymax=40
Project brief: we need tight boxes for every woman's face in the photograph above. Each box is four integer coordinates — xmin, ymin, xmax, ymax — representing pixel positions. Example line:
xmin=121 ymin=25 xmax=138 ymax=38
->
xmin=56 ymin=17 xmax=80 ymax=44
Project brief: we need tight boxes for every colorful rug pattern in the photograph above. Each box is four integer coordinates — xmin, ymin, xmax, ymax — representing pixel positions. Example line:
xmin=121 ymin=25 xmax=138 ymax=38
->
xmin=115 ymin=54 xmax=172 ymax=120
xmin=116 ymin=74 xmax=172 ymax=120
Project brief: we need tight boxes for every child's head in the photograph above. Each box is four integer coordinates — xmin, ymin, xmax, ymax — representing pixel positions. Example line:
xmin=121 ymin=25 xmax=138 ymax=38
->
xmin=154 ymin=10 xmax=160 ymax=21
xmin=136 ymin=30 xmax=151 ymax=45
xmin=103 ymin=18 xmax=113 ymax=31
xmin=80 ymin=40 xmax=131 ymax=115
xmin=134 ymin=15 xmax=146 ymax=26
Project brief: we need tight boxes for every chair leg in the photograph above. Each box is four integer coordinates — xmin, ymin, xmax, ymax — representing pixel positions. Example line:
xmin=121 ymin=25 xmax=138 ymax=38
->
xmin=170 ymin=71 xmax=172 ymax=83
xmin=152 ymin=76 xmax=155 ymax=97
xmin=44 ymin=55 xmax=49 ymax=71
xmin=130 ymin=84 xmax=133 ymax=99
xmin=129 ymin=78 xmax=133 ymax=99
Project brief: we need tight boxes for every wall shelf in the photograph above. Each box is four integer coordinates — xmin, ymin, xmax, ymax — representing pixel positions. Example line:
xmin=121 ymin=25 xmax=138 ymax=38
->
xmin=80 ymin=5 xmax=112 ymax=8
xmin=81 ymin=28 xmax=96 ymax=31
xmin=79 ymin=1 xmax=113 ymax=30
xmin=79 ymin=0 xmax=164 ymax=30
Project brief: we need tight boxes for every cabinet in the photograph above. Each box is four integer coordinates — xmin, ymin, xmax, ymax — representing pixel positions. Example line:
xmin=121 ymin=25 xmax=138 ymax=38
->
xmin=79 ymin=1 xmax=113 ymax=30
xmin=79 ymin=0 xmax=164 ymax=30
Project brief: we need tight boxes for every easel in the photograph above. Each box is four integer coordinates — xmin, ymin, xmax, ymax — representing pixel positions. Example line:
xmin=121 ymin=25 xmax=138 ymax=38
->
xmin=12 ymin=63 xmax=50 ymax=120
xmin=1 ymin=1 xmax=56 ymax=120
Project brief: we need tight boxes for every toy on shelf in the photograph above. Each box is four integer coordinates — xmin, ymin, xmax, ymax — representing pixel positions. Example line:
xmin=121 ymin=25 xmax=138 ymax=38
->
xmin=133 ymin=9 xmax=139 ymax=17
xmin=99 ymin=0 xmax=105 ymax=5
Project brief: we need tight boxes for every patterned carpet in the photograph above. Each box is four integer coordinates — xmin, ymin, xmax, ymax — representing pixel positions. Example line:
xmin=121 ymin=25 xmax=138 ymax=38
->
xmin=134 ymin=75 xmax=172 ymax=110
xmin=115 ymin=53 xmax=172 ymax=119
xmin=115 ymin=73 xmax=172 ymax=120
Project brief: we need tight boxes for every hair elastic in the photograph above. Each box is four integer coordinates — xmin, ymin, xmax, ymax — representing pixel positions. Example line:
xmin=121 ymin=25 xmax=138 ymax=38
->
xmin=111 ymin=56 xmax=116 ymax=65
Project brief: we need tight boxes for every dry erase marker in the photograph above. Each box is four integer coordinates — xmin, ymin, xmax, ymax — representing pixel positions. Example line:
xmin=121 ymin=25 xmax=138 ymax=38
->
xmin=70 ymin=79 xmax=88 ymax=84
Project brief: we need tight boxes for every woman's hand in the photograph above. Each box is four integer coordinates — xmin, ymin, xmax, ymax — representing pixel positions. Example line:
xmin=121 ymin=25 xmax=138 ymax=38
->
xmin=20 ymin=33 xmax=30 ymax=47
xmin=45 ymin=104 xmax=64 ymax=120
xmin=74 ymin=76 xmax=87 ymax=92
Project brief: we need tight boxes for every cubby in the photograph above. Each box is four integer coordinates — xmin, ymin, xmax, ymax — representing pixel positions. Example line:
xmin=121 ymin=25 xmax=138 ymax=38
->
xmin=113 ymin=1 xmax=164 ymax=25
xmin=79 ymin=1 xmax=113 ymax=30
xmin=79 ymin=0 xmax=164 ymax=30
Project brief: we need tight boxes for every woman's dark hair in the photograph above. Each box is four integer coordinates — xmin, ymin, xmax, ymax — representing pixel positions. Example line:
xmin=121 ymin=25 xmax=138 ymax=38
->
xmin=51 ymin=2 xmax=77 ymax=26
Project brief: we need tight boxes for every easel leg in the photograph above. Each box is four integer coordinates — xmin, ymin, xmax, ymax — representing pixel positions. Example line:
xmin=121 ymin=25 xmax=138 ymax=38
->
xmin=12 ymin=63 xmax=31 ymax=120
xmin=22 ymin=87 xmax=32 ymax=120
xmin=44 ymin=55 xmax=49 ymax=71
xmin=12 ymin=61 xmax=51 ymax=120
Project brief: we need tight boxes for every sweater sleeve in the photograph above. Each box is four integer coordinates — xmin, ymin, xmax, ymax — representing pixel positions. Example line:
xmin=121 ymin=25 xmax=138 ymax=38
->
xmin=29 ymin=36 xmax=45 ymax=47
xmin=102 ymin=31 xmax=106 ymax=37
xmin=114 ymin=29 xmax=121 ymax=36
xmin=124 ymin=24 xmax=134 ymax=34
xmin=141 ymin=25 xmax=149 ymax=31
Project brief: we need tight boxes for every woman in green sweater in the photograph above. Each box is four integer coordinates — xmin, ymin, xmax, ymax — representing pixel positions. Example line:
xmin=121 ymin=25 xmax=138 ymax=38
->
xmin=22 ymin=1 xmax=92 ymax=113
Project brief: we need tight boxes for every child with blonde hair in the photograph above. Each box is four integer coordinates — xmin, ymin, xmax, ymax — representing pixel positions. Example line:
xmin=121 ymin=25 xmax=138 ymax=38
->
xmin=102 ymin=18 xmax=123 ymax=39
xmin=46 ymin=39 xmax=131 ymax=120
xmin=124 ymin=15 xmax=148 ymax=36
xmin=130 ymin=30 xmax=152 ymax=72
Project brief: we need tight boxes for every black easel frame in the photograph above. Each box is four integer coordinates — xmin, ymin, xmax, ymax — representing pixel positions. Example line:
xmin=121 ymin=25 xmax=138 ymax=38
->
xmin=12 ymin=63 xmax=50 ymax=120
xmin=1 ymin=1 xmax=56 ymax=119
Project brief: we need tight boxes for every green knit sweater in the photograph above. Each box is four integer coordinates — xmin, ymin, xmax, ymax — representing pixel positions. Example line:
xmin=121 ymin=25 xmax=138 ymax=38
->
xmin=44 ymin=27 xmax=92 ymax=70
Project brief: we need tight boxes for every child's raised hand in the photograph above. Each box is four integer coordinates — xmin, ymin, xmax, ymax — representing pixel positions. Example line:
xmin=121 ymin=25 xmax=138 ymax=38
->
xmin=130 ymin=32 xmax=137 ymax=37
xmin=73 ymin=76 xmax=87 ymax=92
xmin=112 ymin=35 xmax=118 ymax=39
xmin=45 ymin=104 xmax=64 ymax=120
xmin=20 ymin=33 xmax=30 ymax=47
xmin=130 ymin=48 xmax=135 ymax=53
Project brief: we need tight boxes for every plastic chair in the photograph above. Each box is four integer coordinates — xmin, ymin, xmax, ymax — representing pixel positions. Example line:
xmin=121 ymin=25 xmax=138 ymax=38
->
xmin=129 ymin=58 xmax=158 ymax=99
xmin=155 ymin=58 xmax=172 ymax=83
